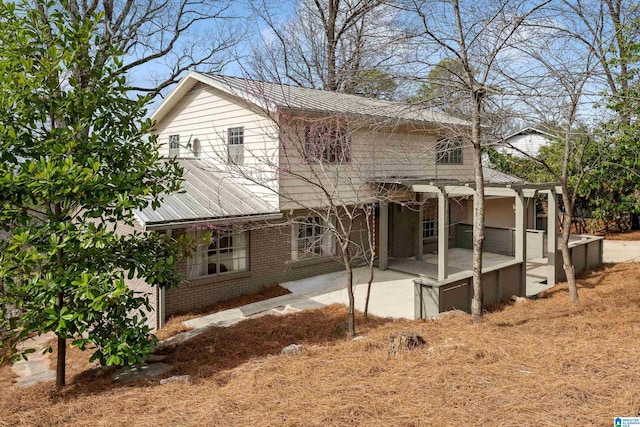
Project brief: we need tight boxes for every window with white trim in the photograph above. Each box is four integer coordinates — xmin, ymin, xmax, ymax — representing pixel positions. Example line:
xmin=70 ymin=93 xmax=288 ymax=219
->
xmin=436 ymin=137 xmax=463 ymax=165
xmin=169 ymin=135 xmax=180 ymax=158
xmin=293 ymin=217 xmax=334 ymax=260
xmin=188 ymin=226 xmax=248 ymax=279
xmin=423 ymin=204 xmax=438 ymax=239
xmin=228 ymin=127 xmax=244 ymax=165
xmin=304 ymin=125 xmax=351 ymax=164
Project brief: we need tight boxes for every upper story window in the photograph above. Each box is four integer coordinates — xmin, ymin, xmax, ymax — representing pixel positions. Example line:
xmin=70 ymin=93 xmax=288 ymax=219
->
xmin=169 ymin=135 xmax=180 ymax=158
xmin=436 ymin=138 xmax=463 ymax=165
xmin=228 ymin=127 xmax=244 ymax=165
xmin=188 ymin=226 xmax=248 ymax=279
xmin=304 ymin=125 xmax=351 ymax=164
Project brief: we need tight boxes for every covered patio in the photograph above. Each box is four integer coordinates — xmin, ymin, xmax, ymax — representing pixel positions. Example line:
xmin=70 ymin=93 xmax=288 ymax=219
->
xmin=375 ymin=179 xmax=564 ymax=316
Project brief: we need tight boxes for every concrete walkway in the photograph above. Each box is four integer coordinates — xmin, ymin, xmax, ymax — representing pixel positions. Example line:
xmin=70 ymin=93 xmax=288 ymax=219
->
xmin=180 ymin=267 xmax=415 ymax=331
xmin=603 ymin=240 xmax=640 ymax=263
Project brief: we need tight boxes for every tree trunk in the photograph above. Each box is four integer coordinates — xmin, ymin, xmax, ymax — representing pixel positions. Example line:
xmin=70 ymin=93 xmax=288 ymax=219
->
xmin=470 ymin=90 xmax=485 ymax=323
xmin=363 ymin=264 xmax=374 ymax=319
xmin=54 ymin=203 xmax=66 ymax=388
xmin=55 ymin=292 xmax=66 ymax=388
xmin=342 ymin=244 xmax=355 ymax=337
xmin=325 ymin=0 xmax=339 ymax=91
xmin=560 ymin=190 xmax=578 ymax=303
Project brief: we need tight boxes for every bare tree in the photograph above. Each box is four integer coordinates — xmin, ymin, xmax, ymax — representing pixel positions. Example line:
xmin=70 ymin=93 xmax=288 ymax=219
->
xmin=248 ymin=0 xmax=402 ymax=94
xmin=495 ymin=0 xmax=632 ymax=302
xmin=401 ymin=0 xmax=550 ymax=321
xmin=31 ymin=0 xmax=242 ymax=97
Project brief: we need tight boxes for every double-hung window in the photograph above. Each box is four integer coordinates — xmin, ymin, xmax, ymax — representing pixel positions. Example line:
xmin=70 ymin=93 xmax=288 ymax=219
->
xmin=304 ymin=125 xmax=351 ymax=164
xmin=228 ymin=127 xmax=244 ymax=165
xmin=423 ymin=204 xmax=438 ymax=240
xmin=293 ymin=217 xmax=334 ymax=260
xmin=436 ymin=138 xmax=463 ymax=165
xmin=188 ymin=226 xmax=248 ymax=279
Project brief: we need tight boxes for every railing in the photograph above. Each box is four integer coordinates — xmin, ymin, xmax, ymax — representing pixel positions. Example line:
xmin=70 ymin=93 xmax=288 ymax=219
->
xmin=414 ymin=259 xmax=525 ymax=319
xmin=455 ymin=223 xmax=548 ymax=259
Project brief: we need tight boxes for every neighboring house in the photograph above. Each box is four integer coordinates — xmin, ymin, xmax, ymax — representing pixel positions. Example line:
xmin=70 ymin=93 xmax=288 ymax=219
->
xmin=496 ymin=127 xmax=555 ymax=158
xmin=123 ymin=72 xmax=600 ymax=328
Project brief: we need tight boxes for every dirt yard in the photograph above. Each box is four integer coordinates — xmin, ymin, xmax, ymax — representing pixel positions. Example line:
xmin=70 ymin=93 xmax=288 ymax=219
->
xmin=1 ymin=263 xmax=640 ymax=426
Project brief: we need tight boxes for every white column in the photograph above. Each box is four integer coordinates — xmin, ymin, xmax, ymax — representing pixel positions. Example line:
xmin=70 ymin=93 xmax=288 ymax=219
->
xmin=415 ymin=193 xmax=424 ymax=261
xmin=438 ymin=190 xmax=449 ymax=281
xmin=515 ymin=190 xmax=527 ymax=296
xmin=547 ymin=189 xmax=558 ymax=285
xmin=379 ymin=201 xmax=389 ymax=270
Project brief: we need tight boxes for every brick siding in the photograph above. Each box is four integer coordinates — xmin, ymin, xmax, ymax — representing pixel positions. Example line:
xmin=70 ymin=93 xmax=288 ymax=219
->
xmin=164 ymin=208 xmax=371 ymax=317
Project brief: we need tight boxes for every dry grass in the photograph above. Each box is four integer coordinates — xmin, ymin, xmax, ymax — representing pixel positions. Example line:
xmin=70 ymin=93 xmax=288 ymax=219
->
xmin=603 ymin=230 xmax=640 ymax=241
xmin=3 ymin=263 xmax=640 ymax=426
xmin=155 ymin=285 xmax=291 ymax=341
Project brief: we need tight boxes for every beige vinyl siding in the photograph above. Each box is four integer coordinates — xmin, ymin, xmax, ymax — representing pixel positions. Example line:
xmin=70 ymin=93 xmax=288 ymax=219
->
xmin=278 ymin=121 xmax=474 ymax=210
xmin=154 ymin=82 xmax=280 ymax=201
xmin=468 ymin=197 xmax=536 ymax=229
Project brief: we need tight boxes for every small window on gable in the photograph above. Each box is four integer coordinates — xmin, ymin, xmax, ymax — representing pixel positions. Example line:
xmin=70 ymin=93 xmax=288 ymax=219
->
xmin=228 ymin=127 xmax=244 ymax=165
xmin=169 ymin=135 xmax=180 ymax=158
xmin=436 ymin=137 xmax=463 ymax=165
xmin=304 ymin=124 xmax=351 ymax=164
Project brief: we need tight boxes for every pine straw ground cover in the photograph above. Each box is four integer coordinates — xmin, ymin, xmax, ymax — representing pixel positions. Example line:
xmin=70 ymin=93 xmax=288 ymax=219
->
xmin=603 ymin=230 xmax=640 ymax=241
xmin=2 ymin=263 xmax=640 ymax=426
xmin=155 ymin=285 xmax=291 ymax=340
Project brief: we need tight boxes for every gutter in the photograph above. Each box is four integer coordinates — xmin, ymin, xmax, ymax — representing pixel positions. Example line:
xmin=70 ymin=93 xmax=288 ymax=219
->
xmin=143 ymin=212 xmax=284 ymax=231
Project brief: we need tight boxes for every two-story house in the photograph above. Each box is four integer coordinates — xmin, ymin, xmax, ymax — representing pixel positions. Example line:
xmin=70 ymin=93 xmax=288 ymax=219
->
xmin=128 ymin=72 xmax=601 ymax=328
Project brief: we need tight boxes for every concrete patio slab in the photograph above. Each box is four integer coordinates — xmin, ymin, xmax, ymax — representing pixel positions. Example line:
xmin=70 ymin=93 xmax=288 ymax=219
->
xmin=388 ymin=248 xmax=515 ymax=278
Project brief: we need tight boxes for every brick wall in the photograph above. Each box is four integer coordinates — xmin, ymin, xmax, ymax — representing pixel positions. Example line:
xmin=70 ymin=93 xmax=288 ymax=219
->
xmin=389 ymin=197 xmax=469 ymax=259
xmin=164 ymin=208 xmax=371 ymax=317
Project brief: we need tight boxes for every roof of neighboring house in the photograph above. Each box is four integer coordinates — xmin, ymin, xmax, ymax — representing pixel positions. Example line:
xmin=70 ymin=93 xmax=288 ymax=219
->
xmin=503 ymin=127 xmax=555 ymax=141
xmin=151 ymin=72 xmax=470 ymax=128
xmin=134 ymin=159 xmax=280 ymax=229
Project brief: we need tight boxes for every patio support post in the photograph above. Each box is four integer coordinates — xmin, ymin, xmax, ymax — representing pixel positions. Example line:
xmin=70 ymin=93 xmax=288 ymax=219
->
xmin=547 ymin=189 xmax=558 ymax=285
xmin=515 ymin=190 xmax=527 ymax=296
xmin=437 ymin=190 xmax=449 ymax=281
xmin=415 ymin=193 xmax=424 ymax=261
xmin=379 ymin=201 xmax=389 ymax=270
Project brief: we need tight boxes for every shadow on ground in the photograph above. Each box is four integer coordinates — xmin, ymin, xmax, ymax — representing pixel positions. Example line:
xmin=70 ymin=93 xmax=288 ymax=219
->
xmin=58 ymin=305 xmax=394 ymax=399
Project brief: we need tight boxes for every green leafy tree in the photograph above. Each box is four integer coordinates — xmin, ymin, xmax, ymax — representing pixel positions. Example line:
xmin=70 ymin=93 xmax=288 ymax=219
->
xmin=412 ymin=58 xmax=471 ymax=116
xmin=350 ymin=69 xmax=398 ymax=100
xmin=0 ymin=0 xmax=185 ymax=388
xmin=592 ymin=82 xmax=640 ymax=231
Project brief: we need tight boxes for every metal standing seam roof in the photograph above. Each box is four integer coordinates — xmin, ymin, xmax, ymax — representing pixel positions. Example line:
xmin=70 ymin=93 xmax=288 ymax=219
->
xmin=197 ymin=73 xmax=470 ymax=128
xmin=135 ymin=159 xmax=279 ymax=228
xmin=372 ymin=167 xmax=525 ymax=186
xmin=481 ymin=167 xmax=524 ymax=184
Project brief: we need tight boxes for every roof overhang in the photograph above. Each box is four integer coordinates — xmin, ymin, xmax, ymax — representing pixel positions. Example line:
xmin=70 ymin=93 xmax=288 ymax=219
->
xmin=150 ymin=72 xmax=277 ymax=125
